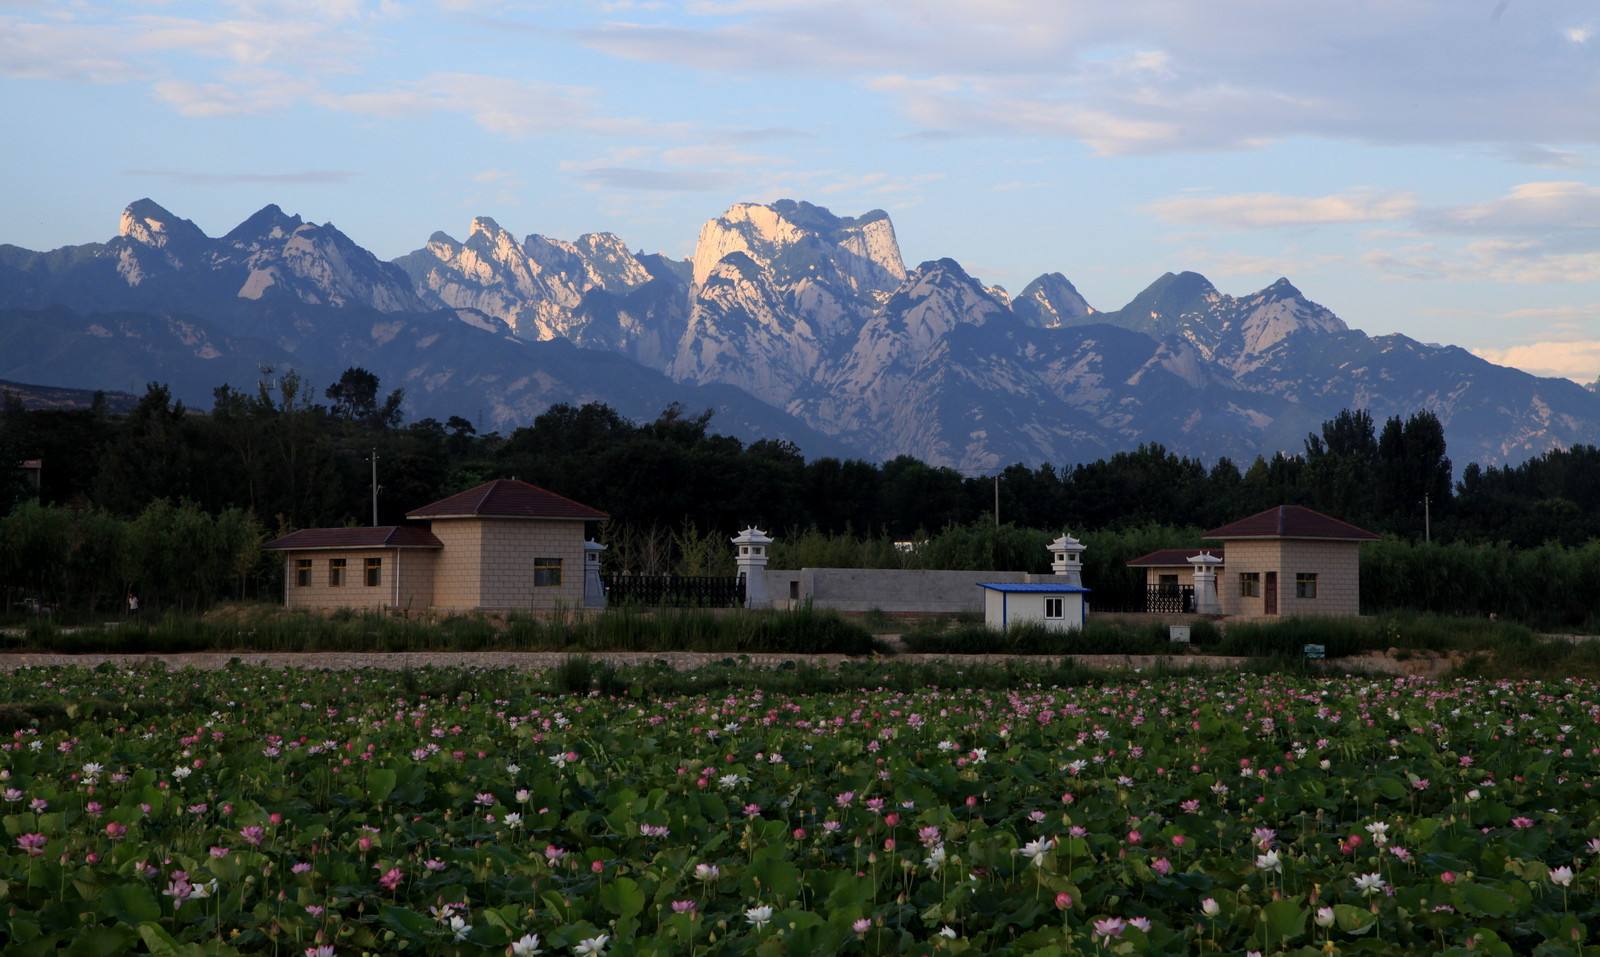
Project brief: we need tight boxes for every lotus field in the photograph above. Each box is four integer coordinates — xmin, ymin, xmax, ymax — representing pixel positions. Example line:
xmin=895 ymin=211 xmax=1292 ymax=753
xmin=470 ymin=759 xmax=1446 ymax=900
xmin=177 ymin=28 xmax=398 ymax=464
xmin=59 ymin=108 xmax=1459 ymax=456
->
xmin=3 ymin=668 xmax=1599 ymax=956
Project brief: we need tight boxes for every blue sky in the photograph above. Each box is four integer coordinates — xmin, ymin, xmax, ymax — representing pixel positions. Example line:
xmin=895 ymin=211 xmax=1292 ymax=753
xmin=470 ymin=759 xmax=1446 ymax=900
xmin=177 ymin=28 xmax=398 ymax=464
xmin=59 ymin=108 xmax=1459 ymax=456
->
xmin=2 ymin=0 xmax=1598 ymax=381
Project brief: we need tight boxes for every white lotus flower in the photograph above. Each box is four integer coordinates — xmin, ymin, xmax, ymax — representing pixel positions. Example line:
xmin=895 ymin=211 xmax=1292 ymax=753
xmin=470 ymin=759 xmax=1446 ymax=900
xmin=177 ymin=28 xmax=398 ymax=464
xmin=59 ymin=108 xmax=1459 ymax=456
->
xmin=745 ymin=905 xmax=774 ymax=929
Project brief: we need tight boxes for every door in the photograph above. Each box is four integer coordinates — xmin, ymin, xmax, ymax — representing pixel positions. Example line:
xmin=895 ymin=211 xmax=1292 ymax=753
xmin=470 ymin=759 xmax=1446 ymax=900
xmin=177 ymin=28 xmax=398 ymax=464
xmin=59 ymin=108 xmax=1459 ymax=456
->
xmin=1264 ymin=571 xmax=1278 ymax=615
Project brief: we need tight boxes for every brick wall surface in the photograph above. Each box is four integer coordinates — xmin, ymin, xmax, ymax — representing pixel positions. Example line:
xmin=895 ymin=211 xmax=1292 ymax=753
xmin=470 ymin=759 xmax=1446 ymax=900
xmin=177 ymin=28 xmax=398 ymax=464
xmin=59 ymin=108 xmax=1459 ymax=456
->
xmin=1217 ymin=540 xmax=1280 ymax=618
xmin=396 ymin=550 xmax=436 ymax=613
xmin=1277 ymin=540 xmax=1361 ymax=617
xmin=476 ymin=518 xmax=587 ymax=612
xmin=282 ymin=550 xmax=407 ymax=611
xmin=1215 ymin=539 xmax=1361 ymax=618
xmin=429 ymin=521 xmax=484 ymax=610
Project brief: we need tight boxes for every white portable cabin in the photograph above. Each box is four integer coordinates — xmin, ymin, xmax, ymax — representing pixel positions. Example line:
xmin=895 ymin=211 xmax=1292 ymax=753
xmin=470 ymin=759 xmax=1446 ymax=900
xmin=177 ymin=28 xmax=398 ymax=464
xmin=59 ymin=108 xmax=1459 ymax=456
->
xmin=978 ymin=582 xmax=1089 ymax=632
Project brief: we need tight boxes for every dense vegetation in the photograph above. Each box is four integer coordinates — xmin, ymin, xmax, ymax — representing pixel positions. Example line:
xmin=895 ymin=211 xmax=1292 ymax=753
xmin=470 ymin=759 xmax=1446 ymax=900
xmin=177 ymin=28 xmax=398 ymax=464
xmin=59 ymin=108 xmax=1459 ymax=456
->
xmin=0 ymin=666 xmax=1597 ymax=954
xmin=4 ymin=370 xmax=1600 ymax=626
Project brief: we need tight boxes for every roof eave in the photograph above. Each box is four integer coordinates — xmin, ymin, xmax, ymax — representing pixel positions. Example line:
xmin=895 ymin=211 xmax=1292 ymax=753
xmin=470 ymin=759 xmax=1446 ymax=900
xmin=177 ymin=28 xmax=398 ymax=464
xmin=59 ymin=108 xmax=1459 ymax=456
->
xmin=405 ymin=513 xmax=605 ymax=521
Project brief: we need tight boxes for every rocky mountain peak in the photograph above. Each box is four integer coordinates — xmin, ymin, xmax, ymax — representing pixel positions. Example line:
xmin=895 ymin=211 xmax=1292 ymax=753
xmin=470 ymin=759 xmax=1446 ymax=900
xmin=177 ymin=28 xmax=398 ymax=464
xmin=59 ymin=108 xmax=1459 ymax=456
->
xmin=467 ymin=216 xmax=509 ymax=241
xmin=690 ymin=200 xmax=906 ymax=295
xmin=1014 ymin=272 xmax=1094 ymax=328
xmin=222 ymin=204 xmax=304 ymax=246
xmin=118 ymin=199 xmax=208 ymax=254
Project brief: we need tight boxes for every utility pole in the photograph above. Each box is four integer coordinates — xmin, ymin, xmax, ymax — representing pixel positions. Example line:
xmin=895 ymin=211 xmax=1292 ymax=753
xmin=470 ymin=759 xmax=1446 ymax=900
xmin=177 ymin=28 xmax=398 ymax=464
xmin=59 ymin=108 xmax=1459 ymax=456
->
xmin=1423 ymin=493 xmax=1431 ymax=544
xmin=993 ymin=474 xmax=1000 ymax=528
xmin=368 ymin=449 xmax=379 ymax=526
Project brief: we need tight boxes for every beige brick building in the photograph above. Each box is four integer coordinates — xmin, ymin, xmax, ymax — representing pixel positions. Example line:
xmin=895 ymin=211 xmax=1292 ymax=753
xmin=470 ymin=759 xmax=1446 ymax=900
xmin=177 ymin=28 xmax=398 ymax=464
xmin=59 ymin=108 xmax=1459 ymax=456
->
xmin=1126 ymin=506 xmax=1378 ymax=618
xmin=264 ymin=479 xmax=607 ymax=613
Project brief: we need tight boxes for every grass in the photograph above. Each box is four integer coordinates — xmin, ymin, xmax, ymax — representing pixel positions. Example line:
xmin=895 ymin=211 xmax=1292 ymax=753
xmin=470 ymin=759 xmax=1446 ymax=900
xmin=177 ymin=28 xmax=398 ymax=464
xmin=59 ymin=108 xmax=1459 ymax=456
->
xmin=0 ymin=605 xmax=883 ymax=656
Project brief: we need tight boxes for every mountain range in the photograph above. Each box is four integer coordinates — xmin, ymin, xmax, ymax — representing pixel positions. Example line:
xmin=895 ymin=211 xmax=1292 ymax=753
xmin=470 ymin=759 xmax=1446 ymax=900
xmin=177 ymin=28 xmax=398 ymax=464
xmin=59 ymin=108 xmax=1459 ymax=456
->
xmin=2 ymin=197 xmax=1595 ymax=468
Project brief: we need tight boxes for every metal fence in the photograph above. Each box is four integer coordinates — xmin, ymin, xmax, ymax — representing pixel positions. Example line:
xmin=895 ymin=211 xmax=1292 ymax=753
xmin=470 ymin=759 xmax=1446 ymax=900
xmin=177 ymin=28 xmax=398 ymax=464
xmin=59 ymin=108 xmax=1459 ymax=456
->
xmin=1143 ymin=585 xmax=1196 ymax=614
xmin=599 ymin=573 xmax=746 ymax=608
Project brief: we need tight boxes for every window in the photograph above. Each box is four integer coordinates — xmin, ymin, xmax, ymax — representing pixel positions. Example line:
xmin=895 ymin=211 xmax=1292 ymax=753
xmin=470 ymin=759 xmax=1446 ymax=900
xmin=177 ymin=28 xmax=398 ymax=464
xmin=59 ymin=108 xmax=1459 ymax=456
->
xmin=364 ymin=557 xmax=382 ymax=587
xmin=329 ymin=558 xmax=346 ymax=587
xmin=789 ymin=580 xmax=800 ymax=601
xmin=1044 ymin=596 xmax=1065 ymax=619
xmin=534 ymin=557 xmax=562 ymax=587
xmin=294 ymin=559 xmax=312 ymax=587
xmin=1158 ymin=573 xmax=1179 ymax=591
xmin=1296 ymin=573 xmax=1318 ymax=599
xmin=1240 ymin=572 xmax=1261 ymax=597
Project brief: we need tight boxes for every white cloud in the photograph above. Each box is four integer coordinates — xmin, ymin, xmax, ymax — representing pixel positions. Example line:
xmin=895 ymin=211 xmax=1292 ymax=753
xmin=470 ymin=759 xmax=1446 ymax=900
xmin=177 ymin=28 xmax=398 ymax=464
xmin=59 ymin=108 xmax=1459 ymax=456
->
xmin=1426 ymin=181 xmax=1600 ymax=234
xmin=1473 ymin=340 xmax=1600 ymax=383
xmin=1146 ymin=189 xmax=1417 ymax=228
xmin=1364 ymin=240 xmax=1600 ymax=284
xmin=581 ymin=1 xmax=1600 ymax=153
xmin=316 ymin=73 xmax=663 ymax=138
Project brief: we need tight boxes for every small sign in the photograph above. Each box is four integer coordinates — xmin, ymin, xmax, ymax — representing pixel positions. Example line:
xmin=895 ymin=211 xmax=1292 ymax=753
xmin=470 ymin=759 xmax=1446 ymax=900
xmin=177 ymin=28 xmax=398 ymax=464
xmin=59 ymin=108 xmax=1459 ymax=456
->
xmin=1169 ymin=625 xmax=1191 ymax=644
xmin=1303 ymin=644 xmax=1326 ymax=660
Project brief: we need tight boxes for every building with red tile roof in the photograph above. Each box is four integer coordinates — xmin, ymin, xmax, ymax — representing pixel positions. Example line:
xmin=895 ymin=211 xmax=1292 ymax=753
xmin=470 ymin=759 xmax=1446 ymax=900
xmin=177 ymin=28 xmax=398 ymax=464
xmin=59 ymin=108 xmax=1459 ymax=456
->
xmin=264 ymin=479 xmax=607 ymax=613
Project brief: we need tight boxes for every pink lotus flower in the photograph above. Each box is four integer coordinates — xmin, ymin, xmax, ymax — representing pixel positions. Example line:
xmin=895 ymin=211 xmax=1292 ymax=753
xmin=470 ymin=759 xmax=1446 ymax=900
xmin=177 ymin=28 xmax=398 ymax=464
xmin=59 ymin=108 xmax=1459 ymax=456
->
xmin=16 ymin=833 xmax=46 ymax=856
xmin=240 ymin=826 xmax=265 ymax=847
xmin=104 ymin=822 xmax=127 ymax=840
xmin=377 ymin=867 xmax=403 ymax=892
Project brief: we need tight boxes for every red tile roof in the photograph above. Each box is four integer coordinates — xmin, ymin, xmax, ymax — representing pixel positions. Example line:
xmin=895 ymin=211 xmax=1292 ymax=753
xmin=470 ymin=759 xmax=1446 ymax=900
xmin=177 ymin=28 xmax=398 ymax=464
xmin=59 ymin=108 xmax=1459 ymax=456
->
xmin=263 ymin=526 xmax=443 ymax=551
xmin=406 ymin=478 xmax=608 ymax=521
xmin=1127 ymin=546 xmax=1226 ymax=567
xmin=1204 ymin=505 xmax=1380 ymax=542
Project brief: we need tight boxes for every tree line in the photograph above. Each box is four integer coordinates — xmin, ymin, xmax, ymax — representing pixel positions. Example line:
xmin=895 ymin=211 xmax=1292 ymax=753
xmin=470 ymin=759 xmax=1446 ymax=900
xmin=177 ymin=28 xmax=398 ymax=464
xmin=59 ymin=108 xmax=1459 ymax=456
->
xmin=4 ymin=368 xmax=1600 ymax=620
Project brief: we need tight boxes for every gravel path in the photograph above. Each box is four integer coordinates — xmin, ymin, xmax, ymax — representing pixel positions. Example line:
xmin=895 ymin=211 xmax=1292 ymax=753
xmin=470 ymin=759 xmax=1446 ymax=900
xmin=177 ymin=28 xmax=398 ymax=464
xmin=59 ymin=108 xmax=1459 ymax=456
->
xmin=0 ymin=650 xmax=1429 ymax=674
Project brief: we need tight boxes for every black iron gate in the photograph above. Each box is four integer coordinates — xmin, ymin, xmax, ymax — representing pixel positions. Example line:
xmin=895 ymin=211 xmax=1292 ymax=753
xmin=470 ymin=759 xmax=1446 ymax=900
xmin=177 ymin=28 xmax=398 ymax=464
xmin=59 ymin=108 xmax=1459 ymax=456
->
xmin=599 ymin=573 xmax=746 ymax=608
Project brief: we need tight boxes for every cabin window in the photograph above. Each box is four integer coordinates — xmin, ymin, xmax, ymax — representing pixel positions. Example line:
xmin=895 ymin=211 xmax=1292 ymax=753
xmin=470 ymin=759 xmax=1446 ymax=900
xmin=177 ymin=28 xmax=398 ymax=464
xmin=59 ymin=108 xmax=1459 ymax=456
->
xmin=534 ymin=558 xmax=562 ymax=587
xmin=1240 ymin=572 xmax=1261 ymax=597
xmin=329 ymin=558 xmax=346 ymax=587
xmin=789 ymin=580 xmax=800 ymax=601
xmin=294 ymin=559 xmax=312 ymax=587
xmin=1044 ymin=597 xmax=1065 ymax=619
xmin=1296 ymin=573 xmax=1318 ymax=599
xmin=364 ymin=557 xmax=382 ymax=587
xmin=1158 ymin=573 xmax=1179 ymax=591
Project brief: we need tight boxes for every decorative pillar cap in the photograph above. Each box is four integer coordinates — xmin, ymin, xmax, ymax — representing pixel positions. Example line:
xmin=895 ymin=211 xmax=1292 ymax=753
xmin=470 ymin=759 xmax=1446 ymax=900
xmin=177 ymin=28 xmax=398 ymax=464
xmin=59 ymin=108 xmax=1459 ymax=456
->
xmin=730 ymin=527 xmax=773 ymax=547
xmin=584 ymin=539 xmax=608 ymax=552
xmin=1047 ymin=533 xmax=1084 ymax=553
xmin=1186 ymin=550 xmax=1223 ymax=567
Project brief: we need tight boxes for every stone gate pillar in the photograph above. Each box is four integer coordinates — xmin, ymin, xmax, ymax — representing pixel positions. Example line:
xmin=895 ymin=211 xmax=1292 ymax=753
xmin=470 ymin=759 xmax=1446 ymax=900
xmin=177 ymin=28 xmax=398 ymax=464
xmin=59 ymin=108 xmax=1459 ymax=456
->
xmin=1048 ymin=532 xmax=1085 ymax=587
xmin=731 ymin=527 xmax=773 ymax=609
xmin=1189 ymin=550 xmax=1222 ymax=615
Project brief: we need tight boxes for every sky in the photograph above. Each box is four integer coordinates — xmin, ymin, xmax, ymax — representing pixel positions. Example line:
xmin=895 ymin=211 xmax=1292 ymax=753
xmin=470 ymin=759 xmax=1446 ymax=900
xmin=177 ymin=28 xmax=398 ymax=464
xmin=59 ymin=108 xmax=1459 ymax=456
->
xmin=2 ymin=0 xmax=1598 ymax=383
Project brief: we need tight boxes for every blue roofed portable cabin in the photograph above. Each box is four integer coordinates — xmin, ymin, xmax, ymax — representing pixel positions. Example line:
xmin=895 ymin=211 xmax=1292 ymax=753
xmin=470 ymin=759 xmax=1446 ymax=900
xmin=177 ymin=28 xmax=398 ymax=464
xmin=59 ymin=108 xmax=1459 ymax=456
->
xmin=978 ymin=582 xmax=1089 ymax=632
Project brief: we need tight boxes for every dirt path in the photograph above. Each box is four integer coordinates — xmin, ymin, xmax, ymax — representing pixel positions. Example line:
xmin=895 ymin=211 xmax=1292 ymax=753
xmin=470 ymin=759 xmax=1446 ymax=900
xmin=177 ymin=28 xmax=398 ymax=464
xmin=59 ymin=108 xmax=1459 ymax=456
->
xmin=0 ymin=649 xmax=1439 ymax=675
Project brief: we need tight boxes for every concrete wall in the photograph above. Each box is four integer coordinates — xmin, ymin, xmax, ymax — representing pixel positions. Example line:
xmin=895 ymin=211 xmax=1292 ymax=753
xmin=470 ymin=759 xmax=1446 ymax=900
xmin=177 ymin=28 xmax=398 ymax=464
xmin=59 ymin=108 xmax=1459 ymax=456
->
xmin=1216 ymin=539 xmax=1360 ymax=618
xmin=983 ymin=590 xmax=1085 ymax=631
xmin=282 ymin=549 xmax=434 ymax=611
xmin=760 ymin=568 xmax=1032 ymax=613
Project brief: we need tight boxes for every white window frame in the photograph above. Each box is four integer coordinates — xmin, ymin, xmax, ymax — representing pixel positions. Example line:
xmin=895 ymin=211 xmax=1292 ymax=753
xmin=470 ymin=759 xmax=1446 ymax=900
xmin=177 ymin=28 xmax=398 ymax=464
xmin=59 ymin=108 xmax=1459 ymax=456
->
xmin=1044 ymin=596 xmax=1065 ymax=619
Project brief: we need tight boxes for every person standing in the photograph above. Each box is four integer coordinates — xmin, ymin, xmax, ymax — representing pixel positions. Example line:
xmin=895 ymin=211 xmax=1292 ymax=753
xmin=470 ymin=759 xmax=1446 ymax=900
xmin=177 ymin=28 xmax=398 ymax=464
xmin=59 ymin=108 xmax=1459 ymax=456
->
xmin=126 ymin=591 xmax=139 ymax=617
